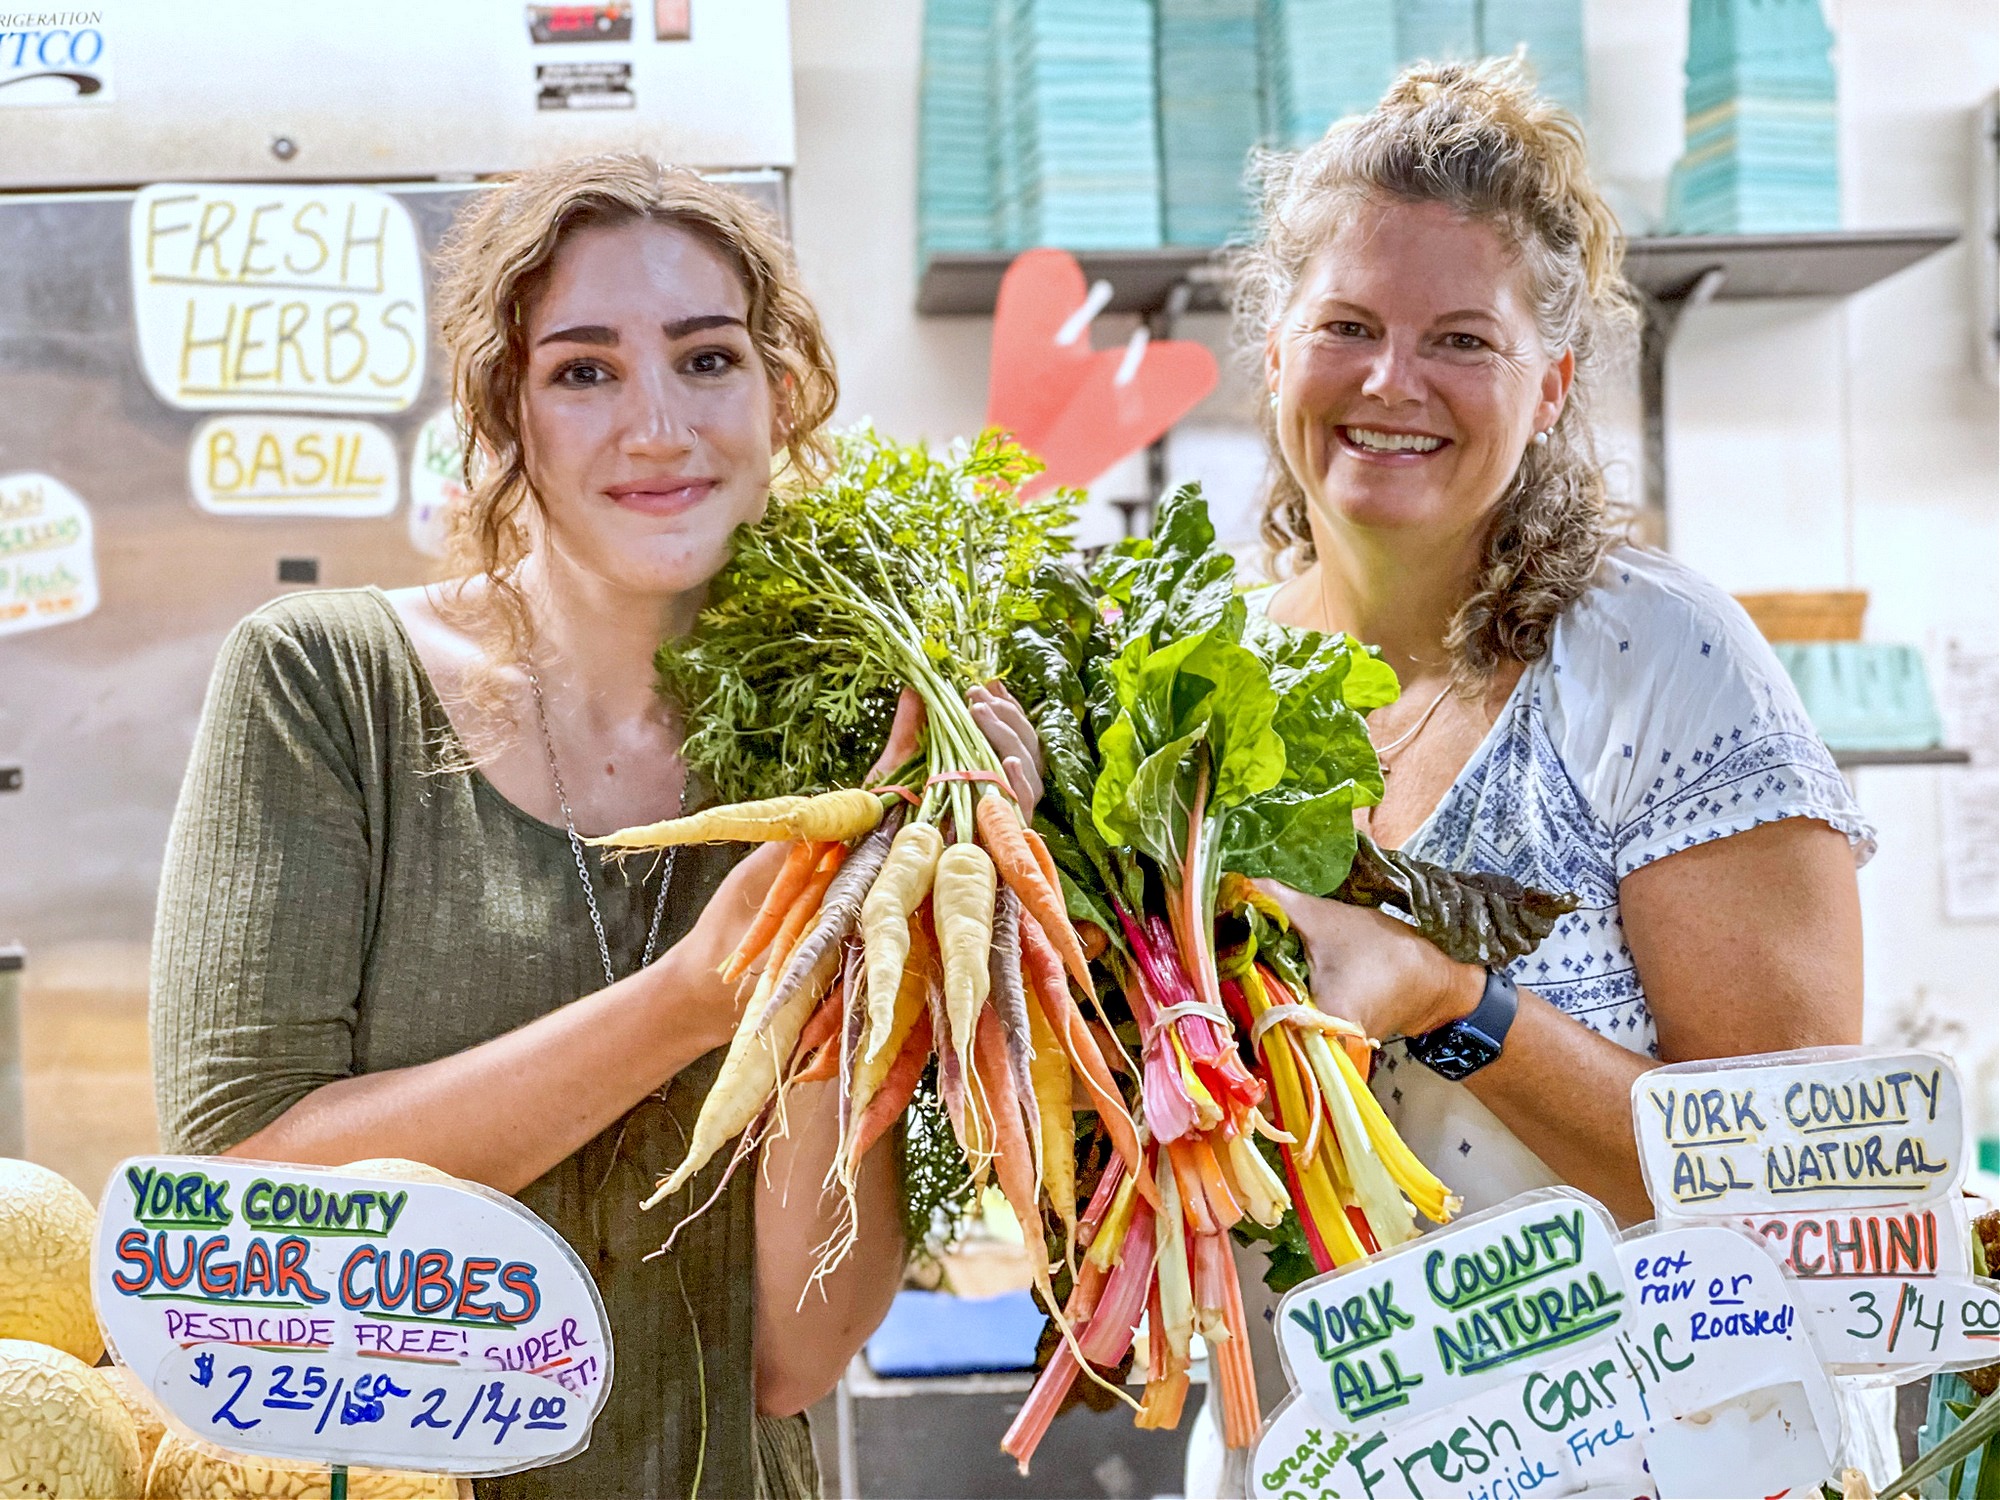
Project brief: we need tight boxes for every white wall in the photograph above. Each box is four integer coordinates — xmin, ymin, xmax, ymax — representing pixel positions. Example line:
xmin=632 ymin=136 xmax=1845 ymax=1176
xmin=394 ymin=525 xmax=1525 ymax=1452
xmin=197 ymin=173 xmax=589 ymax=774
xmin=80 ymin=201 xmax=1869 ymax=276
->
xmin=785 ymin=0 xmax=1998 ymax=1119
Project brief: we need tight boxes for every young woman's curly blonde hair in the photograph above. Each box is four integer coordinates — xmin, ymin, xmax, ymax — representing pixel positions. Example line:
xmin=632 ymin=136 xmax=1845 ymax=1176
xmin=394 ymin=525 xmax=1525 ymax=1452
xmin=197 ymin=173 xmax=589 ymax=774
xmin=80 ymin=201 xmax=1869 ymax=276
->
xmin=1231 ymin=56 xmax=1638 ymax=683
xmin=428 ymin=153 xmax=838 ymax=735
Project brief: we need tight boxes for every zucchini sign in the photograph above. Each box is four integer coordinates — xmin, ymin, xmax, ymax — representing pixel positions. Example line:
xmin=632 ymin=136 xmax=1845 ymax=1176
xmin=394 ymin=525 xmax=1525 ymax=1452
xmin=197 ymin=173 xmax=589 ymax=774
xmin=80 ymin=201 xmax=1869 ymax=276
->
xmin=92 ymin=1157 xmax=610 ymax=1477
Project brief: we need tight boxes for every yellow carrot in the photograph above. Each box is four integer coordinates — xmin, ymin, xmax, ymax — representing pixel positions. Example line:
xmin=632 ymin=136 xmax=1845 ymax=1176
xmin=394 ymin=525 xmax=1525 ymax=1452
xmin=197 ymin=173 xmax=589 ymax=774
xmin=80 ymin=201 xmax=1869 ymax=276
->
xmin=933 ymin=840 xmax=996 ymax=1065
xmin=1025 ymin=982 xmax=1077 ymax=1266
xmin=590 ymin=788 xmax=883 ymax=850
xmin=859 ymin=822 xmax=944 ymax=1060
xmin=849 ymin=917 xmax=932 ymax=1126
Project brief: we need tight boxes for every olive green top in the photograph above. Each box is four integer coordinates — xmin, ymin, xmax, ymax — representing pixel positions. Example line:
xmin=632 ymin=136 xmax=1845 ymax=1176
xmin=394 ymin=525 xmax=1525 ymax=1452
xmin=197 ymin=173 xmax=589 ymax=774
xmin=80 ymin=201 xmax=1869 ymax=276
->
xmin=151 ymin=588 xmax=819 ymax=1500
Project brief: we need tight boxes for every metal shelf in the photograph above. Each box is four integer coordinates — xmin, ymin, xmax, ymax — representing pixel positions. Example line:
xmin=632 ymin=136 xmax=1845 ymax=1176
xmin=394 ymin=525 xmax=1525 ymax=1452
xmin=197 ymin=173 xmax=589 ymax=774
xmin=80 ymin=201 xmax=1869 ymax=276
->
xmin=914 ymin=230 xmax=1960 ymax=316
xmin=1832 ymin=747 xmax=1974 ymax=769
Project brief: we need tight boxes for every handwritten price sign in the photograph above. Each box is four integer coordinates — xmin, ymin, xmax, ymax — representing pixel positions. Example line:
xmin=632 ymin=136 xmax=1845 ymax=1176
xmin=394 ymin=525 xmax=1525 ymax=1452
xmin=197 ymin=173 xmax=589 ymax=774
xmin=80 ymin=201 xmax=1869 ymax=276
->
xmin=1633 ymin=1047 xmax=2000 ymax=1375
xmin=92 ymin=1157 xmax=611 ymax=1477
xmin=1252 ymin=1197 xmax=1840 ymax=1500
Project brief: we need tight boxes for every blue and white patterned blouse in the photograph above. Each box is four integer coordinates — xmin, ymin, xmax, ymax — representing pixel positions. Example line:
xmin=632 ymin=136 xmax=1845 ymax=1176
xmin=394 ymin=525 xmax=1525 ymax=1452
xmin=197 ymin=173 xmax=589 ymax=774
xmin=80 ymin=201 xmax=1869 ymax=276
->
xmin=1258 ymin=545 xmax=1875 ymax=1216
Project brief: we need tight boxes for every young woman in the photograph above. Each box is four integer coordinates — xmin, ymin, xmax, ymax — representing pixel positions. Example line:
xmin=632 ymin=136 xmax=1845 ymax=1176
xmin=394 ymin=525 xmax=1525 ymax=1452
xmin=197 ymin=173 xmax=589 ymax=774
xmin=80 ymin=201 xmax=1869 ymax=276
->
xmin=151 ymin=155 xmax=1040 ymax=1499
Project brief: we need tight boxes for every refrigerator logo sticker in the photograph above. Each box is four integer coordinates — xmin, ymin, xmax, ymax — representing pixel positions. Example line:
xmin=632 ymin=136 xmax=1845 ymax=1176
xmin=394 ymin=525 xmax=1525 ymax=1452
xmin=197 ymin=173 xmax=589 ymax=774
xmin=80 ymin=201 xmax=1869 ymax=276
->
xmin=0 ymin=13 xmax=110 ymax=105
xmin=129 ymin=184 xmax=427 ymax=415
xmin=0 ymin=472 xmax=97 ymax=637
xmin=188 ymin=416 xmax=400 ymax=519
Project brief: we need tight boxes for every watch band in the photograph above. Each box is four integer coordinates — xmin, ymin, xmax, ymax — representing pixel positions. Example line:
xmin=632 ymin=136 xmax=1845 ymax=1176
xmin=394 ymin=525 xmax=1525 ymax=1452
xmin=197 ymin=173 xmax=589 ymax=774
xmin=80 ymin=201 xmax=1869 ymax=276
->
xmin=1408 ymin=967 xmax=1519 ymax=1081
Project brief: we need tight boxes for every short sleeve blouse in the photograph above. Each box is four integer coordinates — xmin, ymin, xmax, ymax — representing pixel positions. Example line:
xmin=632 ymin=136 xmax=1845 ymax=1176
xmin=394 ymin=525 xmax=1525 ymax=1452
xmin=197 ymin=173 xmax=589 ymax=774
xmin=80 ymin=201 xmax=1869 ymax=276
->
xmin=1254 ymin=545 xmax=1874 ymax=1215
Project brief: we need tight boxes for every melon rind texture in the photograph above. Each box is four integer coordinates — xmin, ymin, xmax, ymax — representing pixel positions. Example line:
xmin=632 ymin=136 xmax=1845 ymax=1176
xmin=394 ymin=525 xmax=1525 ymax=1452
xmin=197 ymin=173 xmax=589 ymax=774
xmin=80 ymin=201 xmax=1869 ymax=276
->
xmin=0 ymin=1338 xmax=144 ymax=1498
xmin=0 ymin=1160 xmax=103 ymax=1364
xmin=144 ymin=1432 xmax=464 ymax=1499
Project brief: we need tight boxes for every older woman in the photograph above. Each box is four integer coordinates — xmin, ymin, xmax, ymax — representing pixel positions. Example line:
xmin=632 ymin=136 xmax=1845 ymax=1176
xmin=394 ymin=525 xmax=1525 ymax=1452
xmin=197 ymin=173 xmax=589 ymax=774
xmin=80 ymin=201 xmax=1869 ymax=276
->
xmin=1241 ymin=60 xmax=1872 ymax=1231
xmin=1187 ymin=54 xmax=1876 ymax=1494
xmin=151 ymin=157 xmax=1040 ymax=1499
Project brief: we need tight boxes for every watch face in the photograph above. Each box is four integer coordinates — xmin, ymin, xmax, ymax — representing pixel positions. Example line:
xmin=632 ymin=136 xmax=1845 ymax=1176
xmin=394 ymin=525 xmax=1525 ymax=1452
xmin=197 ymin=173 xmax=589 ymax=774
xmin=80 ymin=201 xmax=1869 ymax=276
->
xmin=1420 ymin=1028 xmax=1502 ymax=1081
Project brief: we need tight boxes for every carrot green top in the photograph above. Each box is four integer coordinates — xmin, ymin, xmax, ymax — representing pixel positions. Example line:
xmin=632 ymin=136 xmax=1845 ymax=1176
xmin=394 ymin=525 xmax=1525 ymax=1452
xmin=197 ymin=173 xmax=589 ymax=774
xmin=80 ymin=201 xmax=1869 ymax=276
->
xmin=150 ymin=587 xmax=818 ymax=1500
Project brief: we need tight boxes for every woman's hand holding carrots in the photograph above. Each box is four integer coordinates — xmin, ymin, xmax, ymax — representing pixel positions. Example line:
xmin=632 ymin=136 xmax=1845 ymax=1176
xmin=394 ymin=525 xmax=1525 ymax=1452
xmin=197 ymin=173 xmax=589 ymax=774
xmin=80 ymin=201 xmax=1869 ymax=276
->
xmin=648 ymin=841 xmax=793 ymax=1052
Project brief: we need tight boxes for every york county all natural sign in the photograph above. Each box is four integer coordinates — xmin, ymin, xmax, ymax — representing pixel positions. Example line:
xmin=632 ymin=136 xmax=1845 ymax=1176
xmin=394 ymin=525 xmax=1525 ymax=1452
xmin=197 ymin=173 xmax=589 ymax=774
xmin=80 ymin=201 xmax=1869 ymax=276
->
xmin=93 ymin=1157 xmax=611 ymax=1477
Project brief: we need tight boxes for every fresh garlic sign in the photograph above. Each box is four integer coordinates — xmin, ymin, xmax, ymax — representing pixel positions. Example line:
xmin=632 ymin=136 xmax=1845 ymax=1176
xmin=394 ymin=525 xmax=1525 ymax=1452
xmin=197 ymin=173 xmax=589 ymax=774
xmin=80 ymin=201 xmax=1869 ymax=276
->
xmin=130 ymin=185 xmax=426 ymax=415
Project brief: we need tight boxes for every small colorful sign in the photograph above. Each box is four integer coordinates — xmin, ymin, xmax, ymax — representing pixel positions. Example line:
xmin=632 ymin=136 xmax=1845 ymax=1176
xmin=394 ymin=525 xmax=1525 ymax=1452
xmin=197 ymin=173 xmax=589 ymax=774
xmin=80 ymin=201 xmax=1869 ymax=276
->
xmin=407 ymin=407 xmax=469 ymax=558
xmin=130 ymin=185 xmax=426 ymax=414
xmin=0 ymin=470 xmax=97 ymax=637
xmin=94 ymin=1157 xmax=611 ymax=1476
xmin=526 ymin=4 xmax=633 ymax=43
xmin=188 ymin=416 xmax=399 ymax=518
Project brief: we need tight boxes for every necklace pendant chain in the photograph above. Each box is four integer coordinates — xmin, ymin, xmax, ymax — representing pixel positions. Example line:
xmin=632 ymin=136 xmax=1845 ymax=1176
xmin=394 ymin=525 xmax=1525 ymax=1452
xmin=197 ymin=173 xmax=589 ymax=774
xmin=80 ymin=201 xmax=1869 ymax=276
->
xmin=1370 ymin=682 xmax=1455 ymax=775
xmin=528 ymin=662 xmax=680 ymax=992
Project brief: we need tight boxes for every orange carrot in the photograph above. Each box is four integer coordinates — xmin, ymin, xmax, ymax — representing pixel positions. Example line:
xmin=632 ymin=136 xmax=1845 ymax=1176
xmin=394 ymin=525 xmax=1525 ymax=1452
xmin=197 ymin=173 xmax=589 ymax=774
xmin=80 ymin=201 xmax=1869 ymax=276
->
xmin=791 ymin=983 xmax=844 ymax=1067
xmin=794 ymin=1037 xmax=840 ymax=1084
xmin=1074 ymin=919 xmax=1109 ymax=963
xmin=723 ymin=839 xmax=823 ymax=983
xmin=972 ymin=1005 xmax=1043 ymax=1257
xmin=847 ymin=1009 xmax=932 ymax=1165
xmin=762 ymin=846 xmax=843 ymax=975
xmin=1021 ymin=826 xmax=1064 ymax=911
xmin=1019 ymin=915 xmax=1156 ymax=1209
xmin=975 ymin=793 xmax=1091 ymax=992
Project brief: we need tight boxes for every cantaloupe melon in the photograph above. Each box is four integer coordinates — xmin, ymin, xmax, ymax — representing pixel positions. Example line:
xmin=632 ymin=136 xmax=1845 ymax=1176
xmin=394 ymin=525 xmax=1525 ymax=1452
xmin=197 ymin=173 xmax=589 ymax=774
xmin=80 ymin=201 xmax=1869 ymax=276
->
xmin=0 ymin=1159 xmax=103 ymax=1364
xmin=95 ymin=1363 xmax=167 ymax=1477
xmin=0 ymin=1338 xmax=143 ymax=1497
xmin=144 ymin=1433 xmax=468 ymax=1499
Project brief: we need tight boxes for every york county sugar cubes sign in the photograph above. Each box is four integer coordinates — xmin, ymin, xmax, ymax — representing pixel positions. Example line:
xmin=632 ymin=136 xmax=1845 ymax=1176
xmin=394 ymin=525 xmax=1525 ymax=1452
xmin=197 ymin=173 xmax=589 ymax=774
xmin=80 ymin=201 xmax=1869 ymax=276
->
xmin=93 ymin=1157 xmax=611 ymax=1476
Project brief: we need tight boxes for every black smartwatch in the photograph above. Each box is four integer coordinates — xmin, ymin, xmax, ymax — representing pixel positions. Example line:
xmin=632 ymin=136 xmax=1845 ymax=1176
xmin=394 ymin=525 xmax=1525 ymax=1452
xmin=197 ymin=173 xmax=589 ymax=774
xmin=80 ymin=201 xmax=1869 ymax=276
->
xmin=1407 ymin=967 xmax=1518 ymax=1080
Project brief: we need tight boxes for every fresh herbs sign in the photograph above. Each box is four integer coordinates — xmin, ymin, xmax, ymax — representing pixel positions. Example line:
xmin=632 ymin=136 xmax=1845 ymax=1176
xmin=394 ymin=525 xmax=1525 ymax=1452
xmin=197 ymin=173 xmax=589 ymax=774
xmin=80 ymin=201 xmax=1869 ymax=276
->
xmin=93 ymin=1157 xmax=611 ymax=1476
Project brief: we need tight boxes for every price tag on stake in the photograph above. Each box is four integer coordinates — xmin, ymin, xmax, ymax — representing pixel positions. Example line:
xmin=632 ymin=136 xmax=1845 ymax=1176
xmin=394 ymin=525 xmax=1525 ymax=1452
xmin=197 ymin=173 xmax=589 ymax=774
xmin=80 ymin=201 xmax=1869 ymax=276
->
xmin=93 ymin=1156 xmax=611 ymax=1477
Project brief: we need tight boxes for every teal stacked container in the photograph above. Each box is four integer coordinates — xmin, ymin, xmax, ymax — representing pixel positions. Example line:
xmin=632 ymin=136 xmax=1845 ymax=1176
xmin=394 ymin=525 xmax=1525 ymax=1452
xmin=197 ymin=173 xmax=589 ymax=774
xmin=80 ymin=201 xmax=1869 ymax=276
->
xmin=995 ymin=0 xmax=1163 ymax=248
xmin=1259 ymin=0 xmax=1399 ymax=148
xmin=1158 ymin=0 xmax=1264 ymax=245
xmin=1666 ymin=0 xmax=1840 ymax=233
xmin=917 ymin=0 xmax=1000 ymax=262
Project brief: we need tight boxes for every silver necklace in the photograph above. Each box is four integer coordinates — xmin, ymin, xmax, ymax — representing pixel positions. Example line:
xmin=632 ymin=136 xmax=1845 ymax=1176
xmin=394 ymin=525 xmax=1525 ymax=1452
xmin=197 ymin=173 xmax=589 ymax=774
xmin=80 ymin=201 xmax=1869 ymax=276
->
xmin=1370 ymin=682 xmax=1453 ymax=775
xmin=527 ymin=662 xmax=679 ymax=990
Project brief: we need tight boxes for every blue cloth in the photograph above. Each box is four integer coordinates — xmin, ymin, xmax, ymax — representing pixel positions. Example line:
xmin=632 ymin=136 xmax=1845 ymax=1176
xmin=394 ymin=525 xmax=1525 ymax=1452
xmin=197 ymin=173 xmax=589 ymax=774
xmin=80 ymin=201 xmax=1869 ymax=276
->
xmin=864 ymin=1288 xmax=1048 ymax=1377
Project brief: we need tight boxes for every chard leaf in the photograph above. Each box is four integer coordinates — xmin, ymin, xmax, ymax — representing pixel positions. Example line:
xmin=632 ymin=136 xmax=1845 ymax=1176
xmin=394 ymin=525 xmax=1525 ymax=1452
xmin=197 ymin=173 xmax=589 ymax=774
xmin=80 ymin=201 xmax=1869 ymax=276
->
xmin=1219 ymin=785 xmax=1364 ymax=897
xmin=1340 ymin=650 xmax=1402 ymax=710
xmin=1094 ymin=722 xmax=1204 ymax=873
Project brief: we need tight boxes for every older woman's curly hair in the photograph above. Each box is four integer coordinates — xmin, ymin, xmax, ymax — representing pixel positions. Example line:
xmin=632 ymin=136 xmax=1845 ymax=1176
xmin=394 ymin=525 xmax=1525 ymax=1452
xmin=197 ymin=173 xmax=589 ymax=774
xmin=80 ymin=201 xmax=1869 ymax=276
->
xmin=428 ymin=153 xmax=839 ymax=739
xmin=1232 ymin=56 xmax=1638 ymax=684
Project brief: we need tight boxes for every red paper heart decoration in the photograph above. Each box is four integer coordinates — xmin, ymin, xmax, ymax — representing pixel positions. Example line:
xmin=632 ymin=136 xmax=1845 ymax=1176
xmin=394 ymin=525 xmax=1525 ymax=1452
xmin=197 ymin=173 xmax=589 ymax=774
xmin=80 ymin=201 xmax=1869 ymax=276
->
xmin=985 ymin=248 xmax=1219 ymax=500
